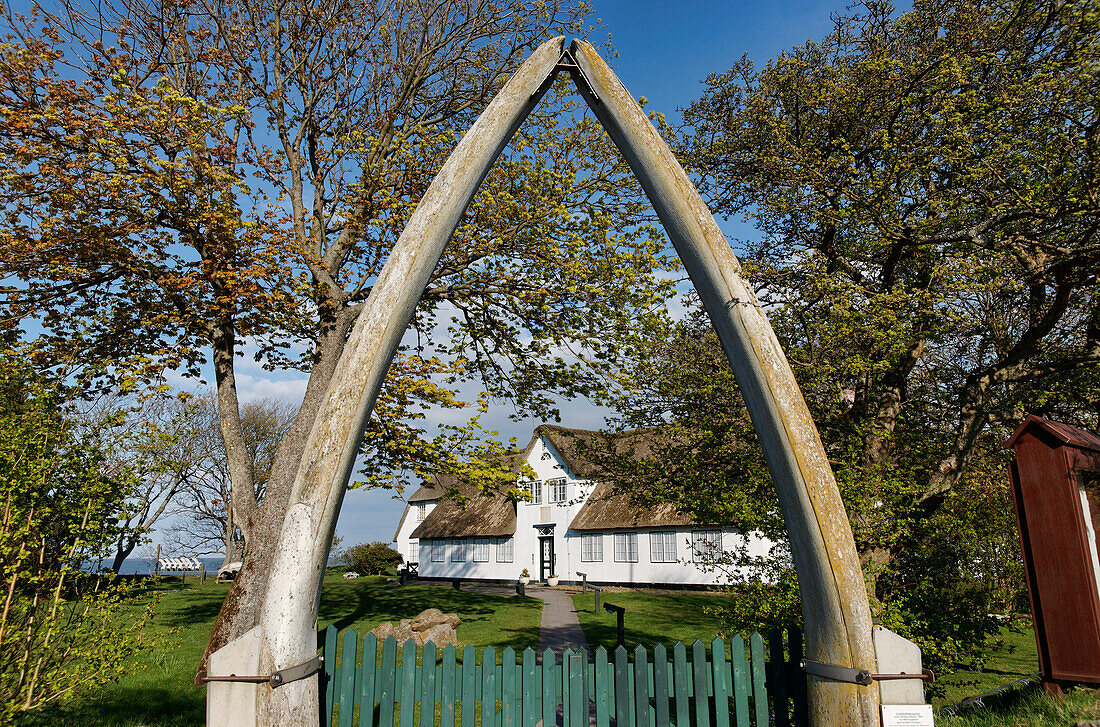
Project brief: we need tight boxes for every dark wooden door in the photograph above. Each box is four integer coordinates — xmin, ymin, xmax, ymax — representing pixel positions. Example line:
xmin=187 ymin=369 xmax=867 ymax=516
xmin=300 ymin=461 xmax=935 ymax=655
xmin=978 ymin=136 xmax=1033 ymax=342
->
xmin=539 ymin=537 xmax=554 ymax=581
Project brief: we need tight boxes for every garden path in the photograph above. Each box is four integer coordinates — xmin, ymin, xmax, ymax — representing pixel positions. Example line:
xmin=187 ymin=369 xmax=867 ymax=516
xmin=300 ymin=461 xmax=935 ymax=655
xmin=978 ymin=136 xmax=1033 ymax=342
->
xmin=530 ymin=586 xmax=589 ymax=656
xmin=464 ymin=584 xmax=589 ymax=658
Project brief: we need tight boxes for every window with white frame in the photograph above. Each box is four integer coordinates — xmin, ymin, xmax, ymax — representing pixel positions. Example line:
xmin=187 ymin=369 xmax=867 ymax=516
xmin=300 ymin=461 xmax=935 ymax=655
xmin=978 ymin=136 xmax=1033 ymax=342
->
xmin=416 ymin=503 xmax=426 ymax=521
xmin=431 ymin=540 xmax=445 ymax=562
xmin=549 ymin=477 xmax=567 ymax=503
xmin=408 ymin=540 xmax=419 ymax=563
xmin=692 ymin=531 xmax=722 ymax=562
xmin=526 ymin=480 xmax=542 ymax=505
xmin=496 ymin=537 xmax=514 ymax=562
xmin=450 ymin=539 xmax=466 ymax=562
xmin=614 ymin=532 xmax=638 ymax=562
xmin=472 ymin=539 xmax=490 ymax=562
xmin=581 ymin=533 xmax=603 ymax=562
xmin=650 ymin=531 xmax=677 ymax=562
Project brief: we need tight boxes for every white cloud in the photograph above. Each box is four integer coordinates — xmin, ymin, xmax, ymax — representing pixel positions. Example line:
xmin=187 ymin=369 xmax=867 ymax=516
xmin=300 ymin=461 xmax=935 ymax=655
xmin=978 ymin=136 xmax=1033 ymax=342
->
xmin=232 ymin=371 xmax=309 ymax=405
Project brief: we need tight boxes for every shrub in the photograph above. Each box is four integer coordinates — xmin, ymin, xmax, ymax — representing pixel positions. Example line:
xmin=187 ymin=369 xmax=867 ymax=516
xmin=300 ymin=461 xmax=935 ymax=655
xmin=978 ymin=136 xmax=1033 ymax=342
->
xmin=0 ymin=362 xmax=155 ymax=720
xmin=344 ymin=542 xmax=404 ymax=576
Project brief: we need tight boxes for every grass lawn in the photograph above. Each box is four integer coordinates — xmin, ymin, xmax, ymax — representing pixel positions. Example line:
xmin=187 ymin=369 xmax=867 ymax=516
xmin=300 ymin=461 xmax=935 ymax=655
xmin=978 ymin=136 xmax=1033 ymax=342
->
xmin=933 ymin=623 xmax=1039 ymax=707
xmin=28 ymin=574 xmax=541 ymax=727
xmin=938 ymin=684 xmax=1100 ymax=726
xmin=24 ymin=578 xmax=1084 ymax=727
xmin=570 ymin=590 xmax=733 ymax=655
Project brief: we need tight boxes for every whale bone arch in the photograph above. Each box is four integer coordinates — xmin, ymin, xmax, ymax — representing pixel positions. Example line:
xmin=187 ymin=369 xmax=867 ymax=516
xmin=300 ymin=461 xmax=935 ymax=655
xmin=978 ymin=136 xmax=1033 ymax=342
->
xmin=216 ymin=36 xmax=877 ymax=727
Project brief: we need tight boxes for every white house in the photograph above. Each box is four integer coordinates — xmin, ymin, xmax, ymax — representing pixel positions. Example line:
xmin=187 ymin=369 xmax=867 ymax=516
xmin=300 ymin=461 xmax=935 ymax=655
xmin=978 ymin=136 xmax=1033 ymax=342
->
xmin=393 ymin=425 xmax=772 ymax=587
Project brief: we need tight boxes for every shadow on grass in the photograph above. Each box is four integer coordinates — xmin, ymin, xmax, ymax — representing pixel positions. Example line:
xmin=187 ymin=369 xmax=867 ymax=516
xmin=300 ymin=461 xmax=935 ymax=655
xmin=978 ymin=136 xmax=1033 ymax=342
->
xmin=321 ymin=581 xmax=511 ymax=628
xmin=24 ymin=687 xmax=204 ymax=727
xmin=319 ymin=581 xmax=544 ymax=655
xmin=120 ymin=580 xmax=232 ymax=629
xmin=572 ymin=592 xmax=732 ymax=654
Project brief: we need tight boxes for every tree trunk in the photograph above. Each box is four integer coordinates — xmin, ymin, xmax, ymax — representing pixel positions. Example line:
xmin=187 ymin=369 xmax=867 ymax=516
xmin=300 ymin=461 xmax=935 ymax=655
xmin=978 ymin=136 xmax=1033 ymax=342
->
xmin=110 ymin=536 xmax=137 ymax=574
xmin=199 ymin=304 xmax=360 ymax=681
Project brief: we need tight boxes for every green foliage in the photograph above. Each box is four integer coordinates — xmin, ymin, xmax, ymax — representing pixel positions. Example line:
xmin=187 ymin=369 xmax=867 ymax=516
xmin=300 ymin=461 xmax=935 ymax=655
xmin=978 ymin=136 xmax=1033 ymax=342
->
xmin=0 ymin=359 xmax=154 ymax=721
xmin=703 ymin=544 xmax=804 ymax=637
xmin=632 ymin=0 xmax=1100 ymax=679
xmin=583 ymin=312 xmax=784 ymax=536
xmin=343 ymin=542 xmax=404 ymax=576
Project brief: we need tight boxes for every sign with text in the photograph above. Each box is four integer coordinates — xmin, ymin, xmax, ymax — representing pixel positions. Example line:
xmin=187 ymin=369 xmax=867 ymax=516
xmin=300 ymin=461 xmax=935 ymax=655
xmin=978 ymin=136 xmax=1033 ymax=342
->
xmin=881 ymin=704 xmax=934 ymax=727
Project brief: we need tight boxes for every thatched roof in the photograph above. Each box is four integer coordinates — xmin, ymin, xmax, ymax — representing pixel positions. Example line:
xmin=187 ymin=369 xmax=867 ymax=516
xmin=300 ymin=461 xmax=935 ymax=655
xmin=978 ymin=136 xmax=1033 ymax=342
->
xmin=408 ymin=481 xmax=444 ymax=503
xmin=522 ymin=424 xmax=662 ymax=480
xmin=568 ymin=481 xmax=699 ymax=531
xmin=409 ymin=481 xmax=517 ymax=539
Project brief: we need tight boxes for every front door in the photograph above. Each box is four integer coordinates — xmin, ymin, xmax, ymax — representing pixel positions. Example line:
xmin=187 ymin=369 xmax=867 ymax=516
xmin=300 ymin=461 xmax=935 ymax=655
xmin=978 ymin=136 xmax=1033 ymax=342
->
xmin=539 ymin=537 xmax=555 ymax=581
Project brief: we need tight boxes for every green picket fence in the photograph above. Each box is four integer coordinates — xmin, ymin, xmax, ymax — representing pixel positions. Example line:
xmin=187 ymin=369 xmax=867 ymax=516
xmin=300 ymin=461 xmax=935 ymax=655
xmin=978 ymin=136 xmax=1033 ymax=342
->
xmin=319 ymin=626 xmax=807 ymax=727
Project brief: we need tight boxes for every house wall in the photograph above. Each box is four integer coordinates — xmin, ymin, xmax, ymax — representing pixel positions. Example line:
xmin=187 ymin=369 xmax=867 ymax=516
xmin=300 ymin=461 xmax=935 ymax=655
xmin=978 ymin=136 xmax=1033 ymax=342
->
xmin=559 ymin=528 xmax=773 ymax=585
xmin=394 ymin=433 xmax=775 ymax=586
xmin=394 ymin=500 xmax=437 ymax=568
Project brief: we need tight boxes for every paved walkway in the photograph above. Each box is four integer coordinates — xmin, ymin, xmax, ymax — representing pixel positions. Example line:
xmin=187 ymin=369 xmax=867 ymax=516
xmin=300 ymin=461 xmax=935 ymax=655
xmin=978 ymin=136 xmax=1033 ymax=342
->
xmin=530 ymin=587 xmax=589 ymax=655
xmin=463 ymin=583 xmax=589 ymax=657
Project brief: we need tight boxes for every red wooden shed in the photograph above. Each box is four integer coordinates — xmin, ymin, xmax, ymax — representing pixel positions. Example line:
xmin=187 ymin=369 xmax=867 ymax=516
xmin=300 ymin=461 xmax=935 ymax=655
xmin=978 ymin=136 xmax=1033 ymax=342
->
xmin=1007 ymin=415 xmax=1100 ymax=694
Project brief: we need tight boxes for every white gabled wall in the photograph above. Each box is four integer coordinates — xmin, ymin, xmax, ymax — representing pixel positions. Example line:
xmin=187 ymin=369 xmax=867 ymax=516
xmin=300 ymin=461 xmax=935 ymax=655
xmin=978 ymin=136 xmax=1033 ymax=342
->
xmin=393 ymin=500 xmax=437 ymax=569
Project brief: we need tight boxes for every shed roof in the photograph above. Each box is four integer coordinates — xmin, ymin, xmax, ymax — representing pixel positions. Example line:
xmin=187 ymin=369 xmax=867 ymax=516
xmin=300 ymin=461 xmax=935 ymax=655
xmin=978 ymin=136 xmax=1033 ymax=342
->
xmin=1007 ymin=414 xmax=1100 ymax=453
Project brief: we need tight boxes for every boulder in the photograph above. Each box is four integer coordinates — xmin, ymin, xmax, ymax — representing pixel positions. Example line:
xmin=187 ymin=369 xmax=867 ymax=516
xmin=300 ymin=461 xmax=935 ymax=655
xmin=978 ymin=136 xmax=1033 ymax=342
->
xmin=419 ymin=623 xmax=459 ymax=648
xmin=411 ymin=608 xmax=461 ymax=632
xmin=370 ymin=608 xmax=462 ymax=647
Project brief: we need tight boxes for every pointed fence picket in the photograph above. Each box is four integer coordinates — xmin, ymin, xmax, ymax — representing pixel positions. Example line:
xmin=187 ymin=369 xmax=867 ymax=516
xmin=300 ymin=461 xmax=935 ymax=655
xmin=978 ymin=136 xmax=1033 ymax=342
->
xmin=319 ymin=626 xmax=807 ymax=727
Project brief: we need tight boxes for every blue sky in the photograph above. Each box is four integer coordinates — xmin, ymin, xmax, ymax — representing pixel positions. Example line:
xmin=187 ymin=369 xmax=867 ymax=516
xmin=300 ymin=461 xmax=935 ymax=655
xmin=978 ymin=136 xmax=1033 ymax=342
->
xmin=584 ymin=0 xmax=839 ymax=125
xmin=322 ymin=0 xmax=851 ymax=550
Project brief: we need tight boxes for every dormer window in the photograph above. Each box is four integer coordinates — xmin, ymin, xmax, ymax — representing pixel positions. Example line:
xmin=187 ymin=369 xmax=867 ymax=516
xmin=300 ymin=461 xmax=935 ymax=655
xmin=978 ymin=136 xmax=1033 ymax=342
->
xmin=525 ymin=480 xmax=542 ymax=505
xmin=549 ymin=477 xmax=567 ymax=503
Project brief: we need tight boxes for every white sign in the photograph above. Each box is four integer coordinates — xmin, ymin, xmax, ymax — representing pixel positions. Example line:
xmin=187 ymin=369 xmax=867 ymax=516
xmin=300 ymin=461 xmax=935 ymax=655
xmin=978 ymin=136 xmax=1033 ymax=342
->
xmin=881 ymin=704 xmax=934 ymax=727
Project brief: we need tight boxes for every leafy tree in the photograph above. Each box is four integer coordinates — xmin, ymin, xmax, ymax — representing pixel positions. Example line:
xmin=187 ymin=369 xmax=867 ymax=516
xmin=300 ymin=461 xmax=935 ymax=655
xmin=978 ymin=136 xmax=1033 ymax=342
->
xmin=343 ymin=542 xmax=404 ymax=576
xmin=612 ymin=0 xmax=1100 ymax=672
xmin=682 ymin=0 xmax=1100 ymax=527
xmin=602 ymin=309 xmax=1029 ymax=678
xmin=0 ymin=0 xmax=676 ymax=700
xmin=0 ymin=359 xmax=152 ymax=720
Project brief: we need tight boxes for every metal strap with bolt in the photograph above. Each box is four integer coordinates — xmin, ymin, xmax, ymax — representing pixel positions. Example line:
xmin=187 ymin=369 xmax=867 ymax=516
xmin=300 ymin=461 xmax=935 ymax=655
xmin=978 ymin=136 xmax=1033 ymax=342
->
xmin=200 ymin=654 xmax=323 ymax=688
xmin=800 ymin=659 xmax=934 ymax=686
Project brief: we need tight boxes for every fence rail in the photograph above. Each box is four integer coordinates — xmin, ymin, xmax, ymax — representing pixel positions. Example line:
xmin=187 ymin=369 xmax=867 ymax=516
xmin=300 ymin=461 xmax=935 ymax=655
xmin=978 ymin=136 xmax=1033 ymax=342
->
xmin=320 ymin=627 xmax=807 ymax=727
